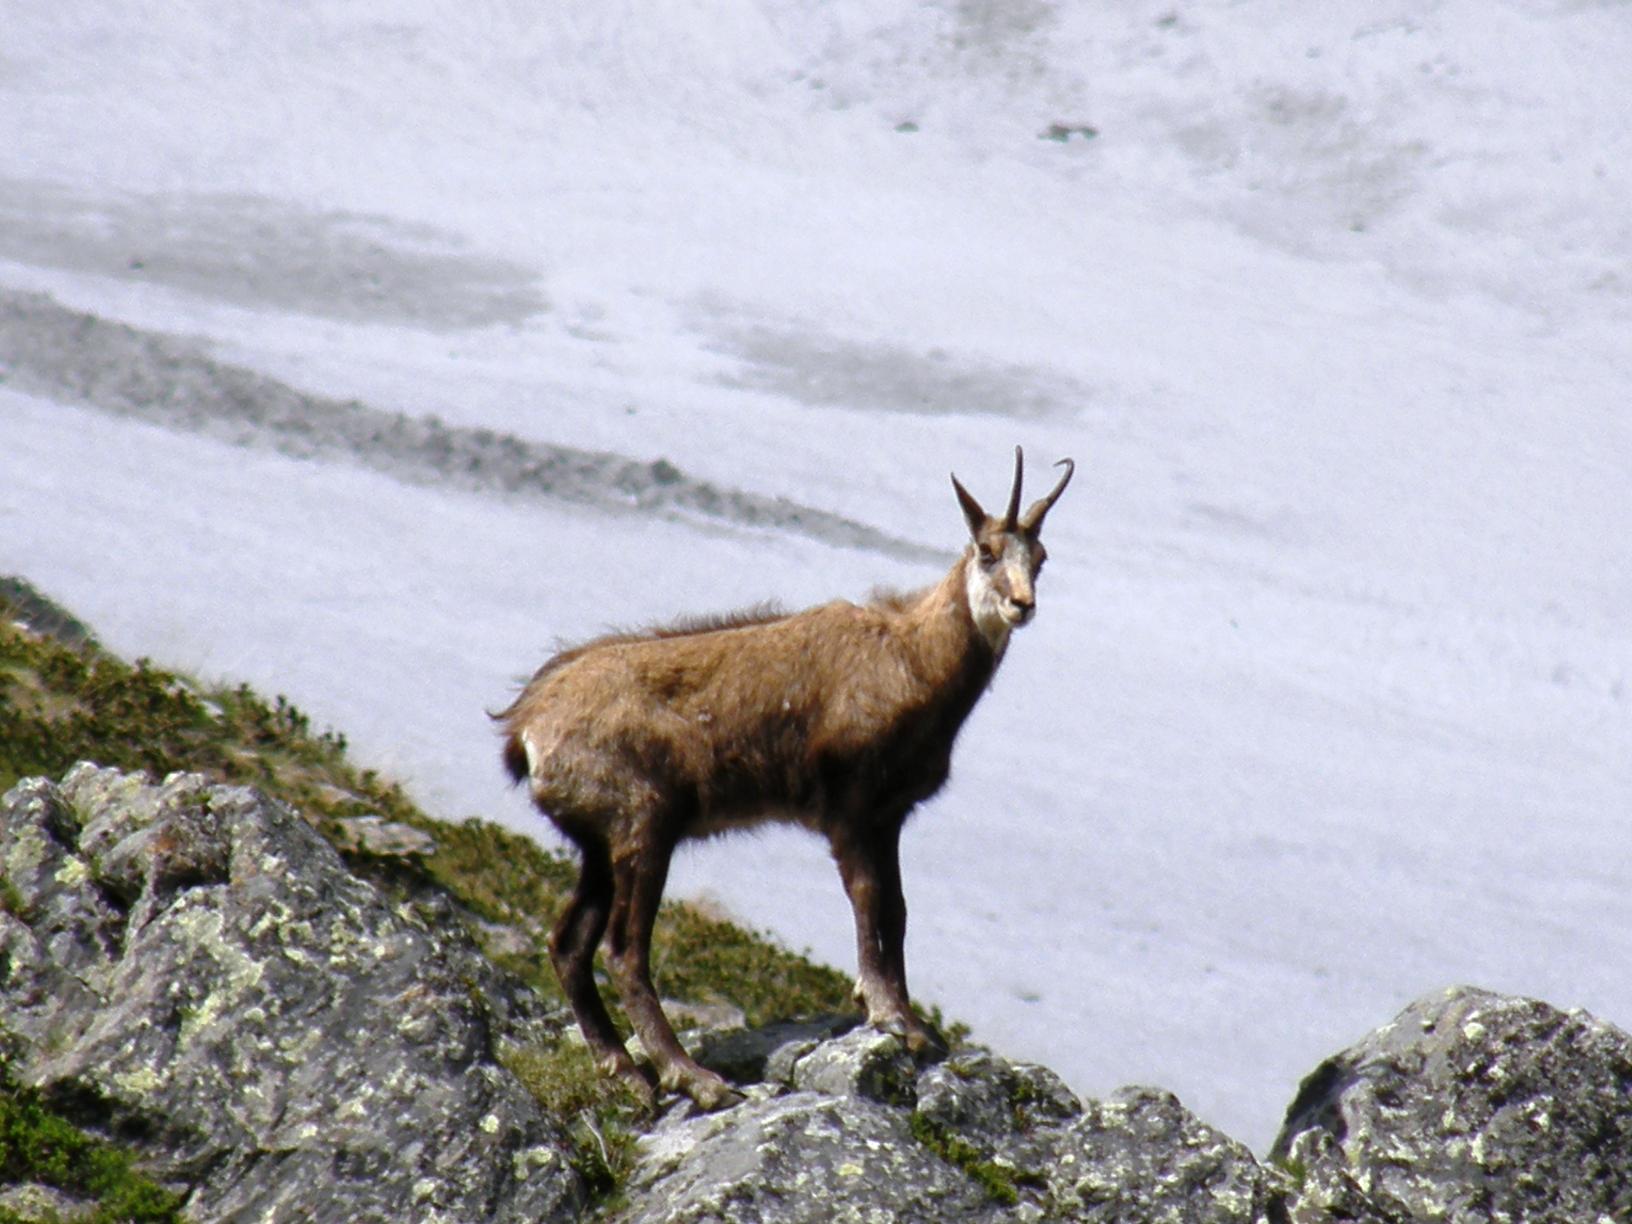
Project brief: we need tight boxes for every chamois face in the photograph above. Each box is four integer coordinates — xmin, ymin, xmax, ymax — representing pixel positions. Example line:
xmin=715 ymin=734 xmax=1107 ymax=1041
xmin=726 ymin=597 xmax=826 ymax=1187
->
xmin=951 ymin=447 xmax=1072 ymax=651
xmin=965 ymin=522 xmax=1046 ymax=643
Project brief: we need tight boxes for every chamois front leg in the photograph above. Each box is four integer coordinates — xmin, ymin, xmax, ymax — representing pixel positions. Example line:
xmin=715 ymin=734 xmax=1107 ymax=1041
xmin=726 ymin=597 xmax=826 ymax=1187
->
xmin=832 ymin=822 xmax=940 ymax=1054
xmin=604 ymin=831 xmax=740 ymax=1111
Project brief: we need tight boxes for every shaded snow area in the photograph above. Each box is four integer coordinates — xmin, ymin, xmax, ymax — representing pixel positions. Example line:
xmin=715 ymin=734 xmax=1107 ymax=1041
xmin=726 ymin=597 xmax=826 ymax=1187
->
xmin=2 ymin=0 xmax=1627 ymax=1149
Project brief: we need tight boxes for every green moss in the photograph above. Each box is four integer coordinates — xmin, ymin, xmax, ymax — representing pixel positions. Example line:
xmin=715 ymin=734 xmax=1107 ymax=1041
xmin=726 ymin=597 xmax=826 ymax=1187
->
xmin=0 ymin=621 xmax=399 ymax=839
xmin=0 ymin=877 xmax=28 ymax=923
xmin=1272 ymin=1153 xmax=1309 ymax=1189
xmin=0 ymin=1063 xmax=183 ymax=1223
xmin=908 ymin=1111 xmax=1040 ymax=1207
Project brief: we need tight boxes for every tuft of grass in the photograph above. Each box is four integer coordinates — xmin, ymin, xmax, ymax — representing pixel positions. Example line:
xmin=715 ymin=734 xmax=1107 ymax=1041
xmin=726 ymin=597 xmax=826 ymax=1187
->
xmin=652 ymin=900 xmax=856 ymax=1027
xmin=498 ymin=1042 xmax=643 ymax=1206
xmin=0 ymin=1061 xmax=184 ymax=1223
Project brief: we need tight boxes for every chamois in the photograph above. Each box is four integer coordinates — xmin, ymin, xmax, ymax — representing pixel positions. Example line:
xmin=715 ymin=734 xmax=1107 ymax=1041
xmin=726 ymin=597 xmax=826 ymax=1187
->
xmin=496 ymin=447 xmax=1073 ymax=1109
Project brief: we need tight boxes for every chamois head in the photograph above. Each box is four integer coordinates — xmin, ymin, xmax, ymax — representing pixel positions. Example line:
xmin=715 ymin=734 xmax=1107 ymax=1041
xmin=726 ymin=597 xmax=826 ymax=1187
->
xmin=951 ymin=446 xmax=1074 ymax=648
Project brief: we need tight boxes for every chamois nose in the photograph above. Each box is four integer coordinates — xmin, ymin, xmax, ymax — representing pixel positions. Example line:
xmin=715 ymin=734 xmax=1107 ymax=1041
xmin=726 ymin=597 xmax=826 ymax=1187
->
xmin=1009 ymin=592 xmax=1035 ymax=623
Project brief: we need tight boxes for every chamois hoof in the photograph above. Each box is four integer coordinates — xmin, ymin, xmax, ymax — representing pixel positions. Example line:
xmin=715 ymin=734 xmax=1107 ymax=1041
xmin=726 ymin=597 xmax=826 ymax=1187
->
xmin=872 ymin=1013 xmax=946 ymax=1058
xmin=600 ymin=1054 xmax=659 ymax=1109
xmin=904 ymin=1024 xmax=948 ymax=1058
xmin=667 ymin=1067 xmax=741 ymax=1112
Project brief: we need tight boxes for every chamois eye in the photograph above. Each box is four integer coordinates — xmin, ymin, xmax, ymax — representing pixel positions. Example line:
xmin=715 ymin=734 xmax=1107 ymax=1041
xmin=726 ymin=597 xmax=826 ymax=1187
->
xmin=978 ymin=544 xmax=999 ymax=566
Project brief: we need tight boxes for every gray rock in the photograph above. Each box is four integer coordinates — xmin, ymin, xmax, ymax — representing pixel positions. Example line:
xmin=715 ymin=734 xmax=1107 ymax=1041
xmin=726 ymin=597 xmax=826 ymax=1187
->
xmin=914 ymin=1049 xmax=1283 ymax=1222
xmin=1273 ymin=1130 xmax=1403 ymax=1224
xmin=916 ymin=1047 xmax=1082 ymax=1161
xmin=789 ymin=1024 xmax=919 ymax=1105
xmin=692 ymin=1014 xmax=856 ymax=1086
xmin=0 ymin=1182 xmax=97 ymax=1222
xmin=621 ymin=1025 xmax=1286 ymax=1223
xmin=1272 ymin=985 xmax=1632 ymax=1224
xmin=0 ymin=765 xmax=583 ymax=1223
xmin=1050 ymin=1087 xmax=1280 ymax=1223
xmin=331 ymin=812 xmax=439 ymax=858
xmin=619 ymin=1083 xmax=998 ymax=1223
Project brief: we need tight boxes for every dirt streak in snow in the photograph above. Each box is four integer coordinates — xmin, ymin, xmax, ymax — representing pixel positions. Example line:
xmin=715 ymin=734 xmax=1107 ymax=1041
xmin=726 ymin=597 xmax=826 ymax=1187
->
xmin=0 ymin=289 xmax=939 ymax=562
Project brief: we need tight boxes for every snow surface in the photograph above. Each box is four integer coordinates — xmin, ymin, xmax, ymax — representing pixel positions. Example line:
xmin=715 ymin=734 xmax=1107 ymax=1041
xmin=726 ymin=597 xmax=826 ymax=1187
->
xmin=2 ymin=0 xmax=1628 ymax=1149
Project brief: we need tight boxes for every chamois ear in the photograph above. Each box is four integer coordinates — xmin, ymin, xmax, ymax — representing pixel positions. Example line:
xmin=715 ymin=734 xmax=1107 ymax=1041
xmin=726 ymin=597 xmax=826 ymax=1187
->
xmin=950 ymin=472 xmax=987 ymax=539
xmin=1020 ymin=458 xmax=1075 ymax=533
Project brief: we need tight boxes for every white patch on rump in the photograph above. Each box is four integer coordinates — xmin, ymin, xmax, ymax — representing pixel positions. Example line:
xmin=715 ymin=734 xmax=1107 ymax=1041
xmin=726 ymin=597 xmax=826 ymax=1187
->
xmin=521 ymin=727 xmax=545 ymax=777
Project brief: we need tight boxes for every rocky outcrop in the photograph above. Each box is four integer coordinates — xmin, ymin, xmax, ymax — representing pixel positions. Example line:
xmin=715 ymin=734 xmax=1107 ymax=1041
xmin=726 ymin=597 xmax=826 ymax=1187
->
xmin=626 ymin=985 xmax=1632 ymax=1224
xmin=3 ymin=765 xmax=1630 ymax=1223
xmin=1273 ymin=985 xmax=1632 ymax=1224
xmin=625 ymin=1022 xmax=1278 ymax=1222
xmin=0 ymin=764 xmax=583 ymax=1222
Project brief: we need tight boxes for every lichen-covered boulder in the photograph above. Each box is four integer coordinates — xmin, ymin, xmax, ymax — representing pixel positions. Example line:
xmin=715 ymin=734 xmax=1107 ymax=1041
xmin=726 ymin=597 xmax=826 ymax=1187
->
xmin=622 ymin=1082 xmax=1001 ymax=1223
xmin=619 ymin=1026 xmax=999 ymax=1224
xmin=620 ymin=1024 xmax=1286 ymax=1223
xmin=915 ymin=1052 xmax=1283 ymax=1223
xmin=1273 ymin=985 xmax=1632 ymax=1224
xmin=1046 ymin=1086 xmax=1279 ymax=1222
xmin=0 ymin=765 xmax=583 ymax=1223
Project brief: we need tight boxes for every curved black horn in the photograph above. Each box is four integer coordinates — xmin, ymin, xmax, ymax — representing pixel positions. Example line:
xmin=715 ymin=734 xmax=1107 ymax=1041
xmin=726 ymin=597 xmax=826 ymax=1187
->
xmin=1020 ymin=457 xmax=1074 ymax=532
xmin=1003 ymin=445 xmax=1024 ymax=529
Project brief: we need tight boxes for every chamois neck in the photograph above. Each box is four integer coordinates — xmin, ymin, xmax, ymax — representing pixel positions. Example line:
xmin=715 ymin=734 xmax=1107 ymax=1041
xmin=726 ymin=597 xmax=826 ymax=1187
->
xmin=904 ymin=552 xmax=1007 ymax=677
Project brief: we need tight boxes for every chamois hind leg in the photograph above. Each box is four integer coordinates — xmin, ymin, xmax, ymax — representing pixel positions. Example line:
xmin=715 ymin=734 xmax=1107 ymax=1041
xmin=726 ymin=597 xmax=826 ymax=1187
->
xmin=832 ymin=821 xmax=940 ymax=1054
xmin=604 ymin=829 xmax=739 ymax=1111
xmin=551 ymin=831 xmax=654 ymax=1103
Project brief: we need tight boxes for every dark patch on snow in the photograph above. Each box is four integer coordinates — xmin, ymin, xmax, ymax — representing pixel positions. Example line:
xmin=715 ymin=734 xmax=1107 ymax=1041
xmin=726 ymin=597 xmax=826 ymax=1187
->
xmin=0 ymin=289 xmax=939 ymax=561
xmin=709 ymin=321 xmax=1083 ymax=421
xmin=0 ymin=180 xmax=546 ymax=330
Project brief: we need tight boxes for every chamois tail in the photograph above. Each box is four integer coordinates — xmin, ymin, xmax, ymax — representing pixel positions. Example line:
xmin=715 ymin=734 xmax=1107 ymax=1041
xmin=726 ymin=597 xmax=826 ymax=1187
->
xmin=501 ymin=730 xmax=530 ymax=785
